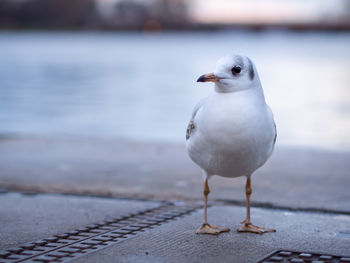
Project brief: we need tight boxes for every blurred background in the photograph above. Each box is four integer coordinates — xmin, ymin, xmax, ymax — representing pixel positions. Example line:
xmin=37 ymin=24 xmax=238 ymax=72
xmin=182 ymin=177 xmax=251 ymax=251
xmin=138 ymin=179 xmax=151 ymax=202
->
xmin=0 ymin=0 xmax=349 ymax=151
xmin=1 ymin=2 xmax=350 ymax=255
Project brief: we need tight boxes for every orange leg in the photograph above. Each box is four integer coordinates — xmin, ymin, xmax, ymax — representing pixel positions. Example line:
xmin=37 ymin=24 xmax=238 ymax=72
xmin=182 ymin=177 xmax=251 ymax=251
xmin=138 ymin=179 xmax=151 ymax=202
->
xmin=238 ymin=176 xmax=276 ymax=234
xmin=196 ymin=177 xmax=230 ymax=235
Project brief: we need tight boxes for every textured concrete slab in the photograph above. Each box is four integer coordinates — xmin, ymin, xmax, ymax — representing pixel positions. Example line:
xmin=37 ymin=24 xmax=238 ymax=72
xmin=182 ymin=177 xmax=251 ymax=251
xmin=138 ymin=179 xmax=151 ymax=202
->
xmin=71 ymin=206 xmax=350 ymax=263
xmin=0 ymin=192 xmax=161 ymax=250
xmin=0 ymin=137 xmax=350 ymax=213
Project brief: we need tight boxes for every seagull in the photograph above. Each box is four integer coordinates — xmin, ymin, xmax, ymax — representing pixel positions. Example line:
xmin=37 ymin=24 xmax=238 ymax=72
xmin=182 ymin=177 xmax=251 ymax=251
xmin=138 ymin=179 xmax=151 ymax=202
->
xmin=186 ymin=54 xmax=276 ymax=235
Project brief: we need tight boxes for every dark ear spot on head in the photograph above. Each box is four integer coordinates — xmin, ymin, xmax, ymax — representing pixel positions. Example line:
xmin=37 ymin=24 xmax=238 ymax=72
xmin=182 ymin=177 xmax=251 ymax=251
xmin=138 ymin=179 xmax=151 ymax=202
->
xmin=247 ymin=58 xmax=255 ymax=80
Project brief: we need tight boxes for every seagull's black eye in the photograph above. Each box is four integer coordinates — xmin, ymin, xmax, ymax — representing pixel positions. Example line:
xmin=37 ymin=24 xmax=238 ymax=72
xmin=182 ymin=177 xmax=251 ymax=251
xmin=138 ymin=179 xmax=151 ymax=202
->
xmin=231 ymin=66 xmax=241 ymax=75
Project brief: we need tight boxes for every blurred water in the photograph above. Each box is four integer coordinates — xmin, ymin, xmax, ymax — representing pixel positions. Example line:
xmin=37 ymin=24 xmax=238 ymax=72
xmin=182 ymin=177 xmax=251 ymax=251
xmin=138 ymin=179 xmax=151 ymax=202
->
xmin=0 ymin=31 xmax=349 ymax=150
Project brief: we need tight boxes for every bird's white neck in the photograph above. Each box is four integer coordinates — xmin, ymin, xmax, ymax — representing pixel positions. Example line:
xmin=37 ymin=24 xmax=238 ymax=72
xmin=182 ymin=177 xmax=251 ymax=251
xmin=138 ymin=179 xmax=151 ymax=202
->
xmin=214 ymin=81 xmax=267 ymax=106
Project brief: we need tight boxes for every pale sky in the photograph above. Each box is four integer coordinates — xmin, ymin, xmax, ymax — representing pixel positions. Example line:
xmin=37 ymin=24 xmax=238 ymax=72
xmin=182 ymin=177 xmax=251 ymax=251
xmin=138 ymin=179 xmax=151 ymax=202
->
xmin=189 ymin=0 xmax=345 ymax=24
xmin=96 ymin=0 xmax=346 ymax=24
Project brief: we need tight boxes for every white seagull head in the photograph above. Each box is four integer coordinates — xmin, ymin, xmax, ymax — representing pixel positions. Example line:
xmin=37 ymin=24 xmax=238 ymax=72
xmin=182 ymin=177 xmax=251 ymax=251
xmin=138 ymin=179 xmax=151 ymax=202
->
xmin=197 ymin=54 xmax=260 ymax=93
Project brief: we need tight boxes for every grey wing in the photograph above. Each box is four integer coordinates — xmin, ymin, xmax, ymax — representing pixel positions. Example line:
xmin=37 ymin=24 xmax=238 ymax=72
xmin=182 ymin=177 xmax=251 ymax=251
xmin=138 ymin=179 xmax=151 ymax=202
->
xmin=266 ymin=105 xmax=277 ymax=147
xmin=273 ymin=121 xmax=277 ymax=146
xmin=186 ymin=97 xmax=207 ymax=140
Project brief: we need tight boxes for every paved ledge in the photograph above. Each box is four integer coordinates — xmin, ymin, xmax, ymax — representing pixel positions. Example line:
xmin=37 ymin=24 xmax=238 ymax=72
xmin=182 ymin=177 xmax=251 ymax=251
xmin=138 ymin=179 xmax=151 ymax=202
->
xmin=0 ymin=137 xmax=350 ymax=213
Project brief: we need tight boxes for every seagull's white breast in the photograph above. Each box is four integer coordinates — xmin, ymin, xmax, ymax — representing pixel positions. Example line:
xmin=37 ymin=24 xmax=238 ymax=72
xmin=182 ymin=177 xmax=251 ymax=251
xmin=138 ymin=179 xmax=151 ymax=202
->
xmin=186 ymin=89 xmax=275 ymax=178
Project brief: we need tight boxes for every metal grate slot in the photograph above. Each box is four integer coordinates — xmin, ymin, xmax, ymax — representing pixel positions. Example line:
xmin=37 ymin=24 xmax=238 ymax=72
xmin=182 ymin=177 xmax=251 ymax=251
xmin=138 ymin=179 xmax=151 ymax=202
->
xmin=257 ymin=250 xmax=350 ymax=263
xmin=0 ymin=203 xmax=201 ymax=263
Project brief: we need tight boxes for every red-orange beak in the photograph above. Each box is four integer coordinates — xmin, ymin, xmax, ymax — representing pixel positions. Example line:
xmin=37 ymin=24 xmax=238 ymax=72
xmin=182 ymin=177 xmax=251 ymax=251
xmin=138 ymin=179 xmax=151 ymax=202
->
xmin=197 ymin=73 xmax=222 ymax=82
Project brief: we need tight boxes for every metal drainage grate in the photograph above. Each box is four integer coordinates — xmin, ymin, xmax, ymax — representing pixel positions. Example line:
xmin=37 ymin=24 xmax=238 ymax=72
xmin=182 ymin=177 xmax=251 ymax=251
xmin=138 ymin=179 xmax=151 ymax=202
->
xmin=257 ymin=250 xmax=350 ymax=263
xmin=0 ymin=202 xmax=201 ymax=263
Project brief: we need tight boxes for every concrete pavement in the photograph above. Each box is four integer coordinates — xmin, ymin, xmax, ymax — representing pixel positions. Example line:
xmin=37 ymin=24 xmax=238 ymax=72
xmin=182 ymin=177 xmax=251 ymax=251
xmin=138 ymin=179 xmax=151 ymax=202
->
xmin=0 ymin=137 xmax=350 ymax=213
xmin=71 ymin=206 xmax=350 ymax=263
xmin=0 ymin=191 xmax=161 ymax=250
xmin=1 ymin=137 xmax=350 ymax=262
xmin=0 ymin=191 xmax=349 ymax=263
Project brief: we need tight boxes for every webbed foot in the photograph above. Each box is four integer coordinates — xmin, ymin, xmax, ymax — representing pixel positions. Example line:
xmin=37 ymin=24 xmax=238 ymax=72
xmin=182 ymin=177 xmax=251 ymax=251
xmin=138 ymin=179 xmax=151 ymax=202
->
xmin=237 ymin=222 xmax=276 ymax=234
xmin=196 ymin=223 xmax=230 ymax=235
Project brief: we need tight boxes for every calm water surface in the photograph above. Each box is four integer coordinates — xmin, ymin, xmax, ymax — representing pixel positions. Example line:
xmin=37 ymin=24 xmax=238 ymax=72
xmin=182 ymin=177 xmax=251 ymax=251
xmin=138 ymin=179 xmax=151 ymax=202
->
xmin=0 ymin=31 xmax=349 ymax=150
